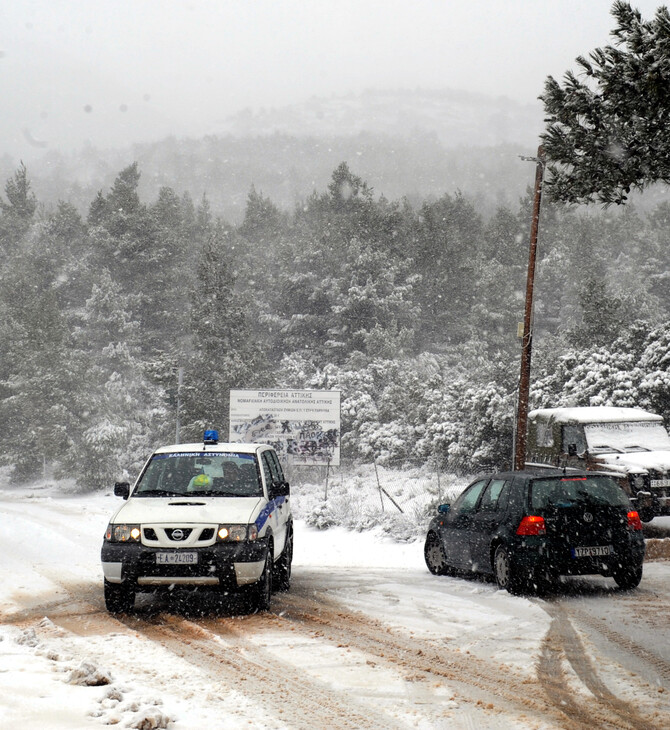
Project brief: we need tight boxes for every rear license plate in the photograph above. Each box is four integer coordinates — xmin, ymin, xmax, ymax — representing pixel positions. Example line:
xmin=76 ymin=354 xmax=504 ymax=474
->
xmin=571 ymin=545 xmax=612 ymax=558
xmin=156 ymin=552 xmax=198 ymax=565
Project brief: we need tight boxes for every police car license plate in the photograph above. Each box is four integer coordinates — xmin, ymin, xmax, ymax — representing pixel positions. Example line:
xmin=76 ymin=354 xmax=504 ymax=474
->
xmin=571 ymin=545 xmax=612 ymax=558
xmin=156 ymin=552 xmax=198 ymax=565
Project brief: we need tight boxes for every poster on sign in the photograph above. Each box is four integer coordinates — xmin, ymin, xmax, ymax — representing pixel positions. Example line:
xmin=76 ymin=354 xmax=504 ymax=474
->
xmin=229 ymin=389 xmax=341 ymax=466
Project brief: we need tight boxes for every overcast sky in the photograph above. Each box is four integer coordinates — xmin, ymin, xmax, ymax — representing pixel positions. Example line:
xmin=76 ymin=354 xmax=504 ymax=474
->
xmin=0 ymin=0 xmax=664 ymax=160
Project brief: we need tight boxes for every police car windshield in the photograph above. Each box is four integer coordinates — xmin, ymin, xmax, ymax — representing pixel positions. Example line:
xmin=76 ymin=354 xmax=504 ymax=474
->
xmin=134 ymin=453 xmax=262 ymax=497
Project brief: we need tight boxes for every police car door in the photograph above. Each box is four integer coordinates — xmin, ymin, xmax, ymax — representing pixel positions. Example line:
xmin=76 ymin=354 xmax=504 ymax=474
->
xmin=261 ymin=450 xmax=287 ymax=559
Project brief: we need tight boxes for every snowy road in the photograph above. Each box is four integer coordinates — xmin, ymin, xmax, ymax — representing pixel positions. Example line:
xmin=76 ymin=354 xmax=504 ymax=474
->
xmin=1 ymin=485 xmax=669 ymax=729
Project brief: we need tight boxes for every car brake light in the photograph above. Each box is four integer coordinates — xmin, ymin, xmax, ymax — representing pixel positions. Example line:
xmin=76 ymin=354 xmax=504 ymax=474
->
xmin=516 ymin=515 xmax=546 ymax=536
xmin=627 ymin=511 xmax=643 ymax=530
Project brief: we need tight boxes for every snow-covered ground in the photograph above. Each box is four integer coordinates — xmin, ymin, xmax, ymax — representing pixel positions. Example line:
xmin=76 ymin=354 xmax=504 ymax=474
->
xmin=1 ymin=480 xmax=669 ymax=729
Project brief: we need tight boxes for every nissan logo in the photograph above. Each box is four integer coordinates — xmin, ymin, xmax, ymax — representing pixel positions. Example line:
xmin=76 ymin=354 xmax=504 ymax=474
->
xmin=171 ymin=528 xmax=185 ymax=541
xmin=583 ymin=512 xmax=594 ymax=523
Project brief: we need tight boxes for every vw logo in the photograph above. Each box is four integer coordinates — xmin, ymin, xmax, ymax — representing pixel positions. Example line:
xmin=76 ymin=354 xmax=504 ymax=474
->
xmin=171 ymin=528 xmax=185 ymax=541
xmin=583 ymin=512 xmax=594 ymax=523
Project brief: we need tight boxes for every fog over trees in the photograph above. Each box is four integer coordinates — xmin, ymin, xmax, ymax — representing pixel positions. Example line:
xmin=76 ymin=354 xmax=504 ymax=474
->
xmin=2 ymin=151 xmax=670 ymax=488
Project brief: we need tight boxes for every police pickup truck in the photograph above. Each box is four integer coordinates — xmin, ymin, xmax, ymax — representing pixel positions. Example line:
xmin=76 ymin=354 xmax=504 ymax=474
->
xmin=101 ymin=430 xmax=292 ymax=613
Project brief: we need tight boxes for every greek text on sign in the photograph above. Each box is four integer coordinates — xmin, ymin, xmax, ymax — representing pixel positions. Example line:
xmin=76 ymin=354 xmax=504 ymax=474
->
xmin=229 ymin=389 xmax=341 ymax=466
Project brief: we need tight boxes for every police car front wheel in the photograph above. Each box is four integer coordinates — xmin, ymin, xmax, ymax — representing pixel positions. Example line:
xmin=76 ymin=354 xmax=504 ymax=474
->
xmin=104 ymin=580 xmax=135 ymax=613
xmin=273 ymin=528 xmax=293 ymax=591
xmin=250 ymin=549 xmax=273 ymax=612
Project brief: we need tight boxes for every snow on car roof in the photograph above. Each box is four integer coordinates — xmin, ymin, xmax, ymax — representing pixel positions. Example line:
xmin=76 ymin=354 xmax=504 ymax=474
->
xmin=152 ymin=442 xmax=266 ymax=455
xmin=528 ymin=406 xmax=663 ymax=424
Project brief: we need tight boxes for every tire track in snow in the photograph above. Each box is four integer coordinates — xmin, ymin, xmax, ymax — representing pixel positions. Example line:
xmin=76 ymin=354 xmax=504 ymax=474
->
xmin=538 ymin=602 xmax=667 ymax=730
xmin=2 ymin=584 xmax=402 ymax=729
xmin=1 ymin=577 xmax=539 ymax=728
xmin=3 ymin=540 xmax=668 ymax=729
xmin=567 ymin=603 xmax=670 ymax=689
xmin=117 ymin=612 xmax=404 ymax=730
xmin=268 ymin=587 xmax=577 ymax=728
xmin=195 ymin=611 xmax=476 ymax=730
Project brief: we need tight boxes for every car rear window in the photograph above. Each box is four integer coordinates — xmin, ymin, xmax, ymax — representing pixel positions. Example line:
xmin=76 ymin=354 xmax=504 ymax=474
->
xmin=530 ymin=476 xmax=630 ymax=511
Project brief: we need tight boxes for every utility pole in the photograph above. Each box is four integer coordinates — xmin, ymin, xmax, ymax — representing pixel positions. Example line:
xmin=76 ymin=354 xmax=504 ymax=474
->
xmin=514 ymin=145 xmax=545 ymax=471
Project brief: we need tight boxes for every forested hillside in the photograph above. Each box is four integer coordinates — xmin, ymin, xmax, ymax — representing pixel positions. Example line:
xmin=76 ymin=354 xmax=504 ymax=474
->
xmin=2 ymin=158 xmax=670 ymax=488
xmin=0 ymin=134 xmax=536 ymax=226
xmin=2 ymin=89 xmax=544 ymax=223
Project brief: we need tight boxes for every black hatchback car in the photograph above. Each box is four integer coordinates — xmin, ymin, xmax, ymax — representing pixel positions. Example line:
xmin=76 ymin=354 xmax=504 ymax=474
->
xmin=424 ymin=468 xmax=645 ymax=594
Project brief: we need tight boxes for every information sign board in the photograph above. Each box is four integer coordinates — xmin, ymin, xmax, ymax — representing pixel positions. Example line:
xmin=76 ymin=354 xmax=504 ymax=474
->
xmin=229 ymin=389 xmax=341 ymax=466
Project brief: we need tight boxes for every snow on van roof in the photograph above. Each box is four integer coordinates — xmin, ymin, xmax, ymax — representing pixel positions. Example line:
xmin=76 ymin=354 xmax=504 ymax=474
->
xmin=528 ymin=406 xmax=663 ymax=424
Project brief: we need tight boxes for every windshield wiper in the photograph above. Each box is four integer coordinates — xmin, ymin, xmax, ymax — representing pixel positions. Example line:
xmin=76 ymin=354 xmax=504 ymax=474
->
xmin=191 ymin=490 xmax=258 ymax=497
xmin=135 ymin=489 xmax=186 ymax=497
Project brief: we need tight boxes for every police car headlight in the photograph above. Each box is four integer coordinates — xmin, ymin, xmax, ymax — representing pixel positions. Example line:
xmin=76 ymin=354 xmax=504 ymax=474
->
xmin=217 ymin=525 xmax=258 ymax=542
xmin=105 ymin=524 xmax=141 ymax=542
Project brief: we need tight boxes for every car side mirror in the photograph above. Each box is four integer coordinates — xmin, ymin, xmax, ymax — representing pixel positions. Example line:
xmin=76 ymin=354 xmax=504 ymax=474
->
xmin=567 ymin=443 xmax=577 ymax=456
xmin=271 ymin=480 xmax=290 ymax=497
xmin=437 ymin=503 xmax=451 ymax=514
xmin=114 ymin=481 xmax=130 ymax=499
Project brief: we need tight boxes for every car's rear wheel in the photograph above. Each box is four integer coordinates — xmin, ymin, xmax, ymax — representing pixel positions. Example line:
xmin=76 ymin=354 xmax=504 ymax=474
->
xmin=424 ymin=532 xmax=451 ymax=576
xmin=494 ymin=545 xmax=526 ymax=595
xmin=273 ymin=529 xmax=293 ymax=592
xmin=104 ymin=580 xmax=135 ymax=613
xmin=613 ymin=563 xmax=643 ymax=590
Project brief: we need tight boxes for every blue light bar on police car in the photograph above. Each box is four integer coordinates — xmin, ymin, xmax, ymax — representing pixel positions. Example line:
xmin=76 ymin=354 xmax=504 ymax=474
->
xmin=203 ymin=429 xmax=219 ymax=445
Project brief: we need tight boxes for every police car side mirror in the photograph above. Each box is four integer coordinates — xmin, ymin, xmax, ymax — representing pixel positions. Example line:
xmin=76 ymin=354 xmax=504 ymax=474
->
xmin=271 ymin=480 xmax=290 ymax=497
xmin=114 ymin=481 xmax=130 ymax=499
xmin=437 ymin=503 xmax=451 ymax=514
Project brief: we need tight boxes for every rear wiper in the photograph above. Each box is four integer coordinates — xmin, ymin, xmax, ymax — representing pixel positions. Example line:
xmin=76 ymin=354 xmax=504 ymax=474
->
xmin=574 ymin=490 xmax=604 ymax=506
xmin=548 ymin=498 xmax=574 ymax=507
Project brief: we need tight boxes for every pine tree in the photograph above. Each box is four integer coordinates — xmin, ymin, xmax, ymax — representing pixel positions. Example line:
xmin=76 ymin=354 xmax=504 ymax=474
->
xmin=472 ymin=205 xmax=528 ymax=353
xmin=1 ymin=162 xmax=37 ymax=220
xmin=269 ymin=164 xmax=420 ymax=365
xmin=239 ymin=185 xmax=284 ymax=243
xmin=542 ymin=2 xmax=670 ymax=204
xmin=0 ymin=226 xmax=76 ymax=480
xmin=638 ymin=323 xmax=670 ymax=421
xmin=60 ymin=271 xmax=169 ymax=487
xmin=0 ymin=163 xmax=37 ymax=251
xmin=87 ymin=166 xmax=194 ymax=358
xmin=414 ymin=193 xmax=484 ymax=348
xmin=179 ymin=228 xmax=268 ymax=441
